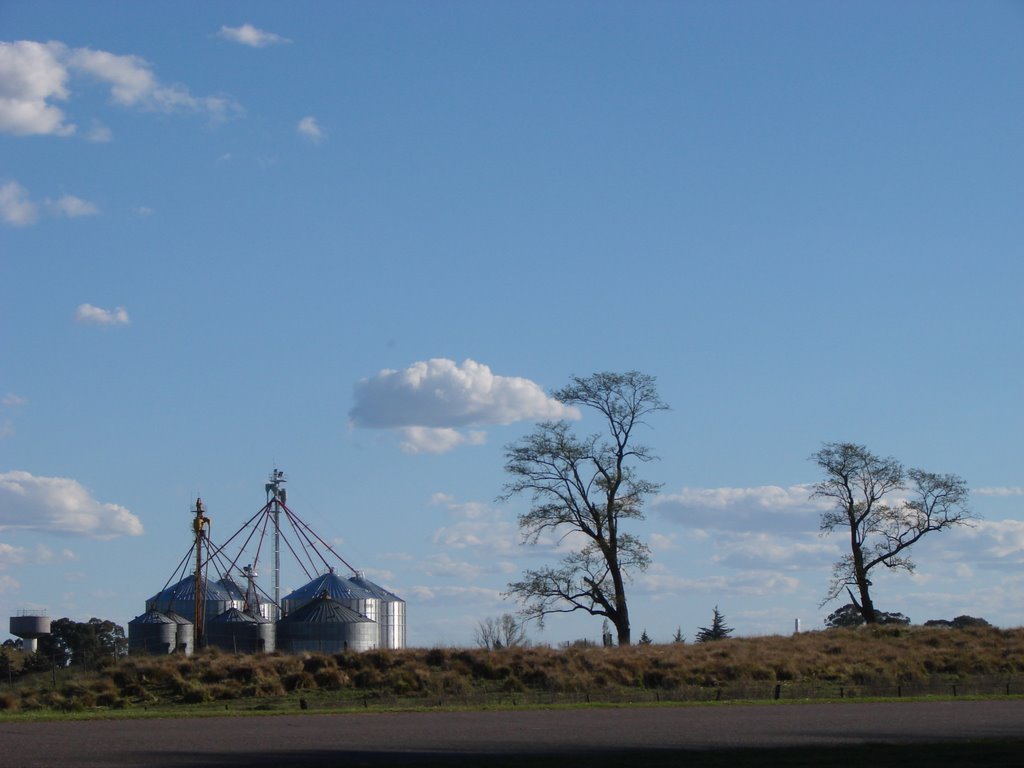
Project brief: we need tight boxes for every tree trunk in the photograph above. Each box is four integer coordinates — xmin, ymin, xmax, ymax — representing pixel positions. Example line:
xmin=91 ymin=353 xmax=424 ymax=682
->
xmin=851 ymin=543 xmax=877 ymax=623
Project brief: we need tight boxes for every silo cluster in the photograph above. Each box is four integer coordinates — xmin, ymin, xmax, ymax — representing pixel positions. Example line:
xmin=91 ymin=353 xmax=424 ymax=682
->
xmin=129 ymin=569 xmax=405 ymax=655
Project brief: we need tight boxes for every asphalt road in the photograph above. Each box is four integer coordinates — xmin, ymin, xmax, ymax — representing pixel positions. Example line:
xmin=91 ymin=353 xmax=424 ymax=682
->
xmin=2 ymin=700 xmax=1023 ymax=767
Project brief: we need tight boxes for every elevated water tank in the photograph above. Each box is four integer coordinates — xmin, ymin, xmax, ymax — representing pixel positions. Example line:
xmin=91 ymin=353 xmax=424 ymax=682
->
xmin=9 ymin=612 xmax=51 ymax=653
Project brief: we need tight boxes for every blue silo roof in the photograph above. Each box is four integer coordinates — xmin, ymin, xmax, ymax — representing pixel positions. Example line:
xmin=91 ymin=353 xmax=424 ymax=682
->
xmin=129 ymin=609 xmax=175 ymax=625
xmin=147 ymin=576 xmax=233 ymax=606
xmin=349 ymin=574 xmax=404 ymax=603
xmin=283 ymin=571 xmax=374 ymax=604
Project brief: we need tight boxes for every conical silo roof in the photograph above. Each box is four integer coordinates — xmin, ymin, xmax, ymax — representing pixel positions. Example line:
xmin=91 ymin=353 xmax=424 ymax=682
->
xmin=348 ymin=573 xmax=404 ymax=603
xmin=129 ymin=609 xmax=176 ymax=625
xmin=147 ymin=576 xmax=232 ymax=606
xmin=278 ymin=593 xmax=372 ymax=625
xmin=283 ymin=571 xmax=374 ymax=606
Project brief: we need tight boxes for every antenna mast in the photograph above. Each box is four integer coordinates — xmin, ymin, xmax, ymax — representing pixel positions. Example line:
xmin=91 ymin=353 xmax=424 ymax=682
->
xmin=265 ymin=469 xmax=286 ymax=621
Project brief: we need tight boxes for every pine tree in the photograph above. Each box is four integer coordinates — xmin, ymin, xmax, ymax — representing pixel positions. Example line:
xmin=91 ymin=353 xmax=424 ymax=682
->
xmin=638 ymin=629 xmax=652 ymax=645
xmin=695 ymin=606 xmax=733 ymax=642
xmin=672 ymin=626 xmax=686 ymax=643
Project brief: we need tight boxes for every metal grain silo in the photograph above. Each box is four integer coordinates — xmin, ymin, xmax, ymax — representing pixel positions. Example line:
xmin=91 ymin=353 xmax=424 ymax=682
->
xmin=206 ymin=607 xmax=276 ymax=653
xmin=146 ymin=576 xmax=241 ymax=624
xmin=282 ymin=571 xmax=379 ymax=624
xmin=276 ymin=593 xmax=377 ymax=653
xmin=349 ymin=572 xmax=406 ymax=649
xmin=128 ymin=610 xmax=177 ymax=655
xmin=163 ymin=610 xmax=194 ymax=655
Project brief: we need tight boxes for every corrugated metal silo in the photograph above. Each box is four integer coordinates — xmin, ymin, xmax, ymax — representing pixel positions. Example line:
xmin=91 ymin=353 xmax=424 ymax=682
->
xmin=349 ymin=572 xmax=406 ymax=649
xmin=146 ymin=576 xmax=242 ymax=623
xmin=128 ymin=610 xmax=177 ymax=655
xmin=207 ymin=607 xmax=275 ymax=653
xmin=163 ymin=610 xmax=194 ymax=655
xmin=276 ymin=593 xmax=377 ymax=653
xmin=282 ymin=571 xmax=379 ymax=624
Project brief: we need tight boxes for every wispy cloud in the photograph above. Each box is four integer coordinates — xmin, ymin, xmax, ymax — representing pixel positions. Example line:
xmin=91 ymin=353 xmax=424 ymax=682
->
xmin=297 ymin=116 xmax=325 ymax=144
xmin=653 ymin=484 xmax=830 ymax=533
xmin=350 ymin=358 xmax=578 ymax=454
xmin=86 ymin=121 xmax=112 ymax=142
xmin=976 ymin=487 xmax=1024 ymax=497
xmin=0 ymin=39 xmax=241 ymax=137
xmin=218 ymin=24 xmax=291 ymax=48
xmin=0 ymin=470 xmax=143 ymax=539
xmin=2 ymin=393 xmax=27 ymax=407
xmin=74 ymin=303 xmax=130 ymax=326
xmin=47 ymin=194 xmax=99 ymax=218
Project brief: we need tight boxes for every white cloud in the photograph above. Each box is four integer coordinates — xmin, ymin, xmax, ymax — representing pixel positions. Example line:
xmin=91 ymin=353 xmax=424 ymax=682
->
xmin=2 ymin=393 xmax=26 ymax=407
xmin=654 ymin=484 xmax=830 ymax=533
xmin=0 ymin=574 xmax=20 ymax=593
xmin=297 ymin=116 xmax=325 ymax=143
xmin=0 ymin=40 xmax=240 ymax=137
xmin=350 ymin=358 xmax=578 ymax=453
xmin=47 ymin=194 xmax=99 ymax=218
xmin=422 ymin=553 xmax=483 ymax=580
xmin=407 ymin=585 xmax=501 ymax=603
xmin=0 ymin=41 xmax=74 ymax=136
xmin=709 ymin=531 xmax=839 ymax=570
xmin=976 ymin=487 xmax=1024 ymax=497
xmin=400 ymin=427 xmax=486 ymax=454
xmin=74 ymin=303 xmax=130 ymax=326
xmin=134 ymin=206 xmax=154 ymax=217
xmin=0 ymin=180 xmax=39 ymax=226
xmin=0 ymin=422 xmax=13 ymax=440
xmin=0 ymin=470 xmax=143 ymax=539
xmin=635 ymin=564 xmax=800 ymax=598
xmin=430 ymin=493 xmax=520 ymax=557
xmin=218 ymin=24 xmax=291 ymax=48
xmin=86 ymin=121 xmax=112 ymax=142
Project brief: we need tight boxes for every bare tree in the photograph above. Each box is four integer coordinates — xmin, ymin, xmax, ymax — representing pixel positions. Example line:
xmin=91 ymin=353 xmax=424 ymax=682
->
xmin=474 ymin=614 xmax=528 ymax=650
xmin=503 ymin=371 xmax=667 ymax=646
xmin=811 ymin=442 xmax=973 ymax=624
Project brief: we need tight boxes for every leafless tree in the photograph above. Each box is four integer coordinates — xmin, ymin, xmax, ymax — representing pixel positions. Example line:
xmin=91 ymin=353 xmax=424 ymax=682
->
xmin=811 ymin=442 xmax=974 ymax=624
xmin=474 ymin=613 xmax=528 ymax=650
xmin=503 ymin=371 xmax=667 ymax=646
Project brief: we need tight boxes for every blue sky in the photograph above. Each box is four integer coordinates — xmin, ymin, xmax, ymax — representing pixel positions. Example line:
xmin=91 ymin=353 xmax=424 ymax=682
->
xmin=2 ymin=1 xmax=1022 ymax=646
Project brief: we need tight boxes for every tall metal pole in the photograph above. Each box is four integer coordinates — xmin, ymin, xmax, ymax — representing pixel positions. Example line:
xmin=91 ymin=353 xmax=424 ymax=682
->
xmin=192 ymin=497 xmax=209 ymax=649
xmin=265 ymin=469 xmax=286 ymax=621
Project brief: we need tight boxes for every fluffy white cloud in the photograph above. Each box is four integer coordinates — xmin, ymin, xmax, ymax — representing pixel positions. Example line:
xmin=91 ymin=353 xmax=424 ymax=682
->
xmin=297 ymin=116 xmax=324 ymax=143
xmin=218 ymin=24 xmax=291 ymax=48
xmin=350 ymin=358 xmax=578 ymax=452
xmin=0 ymin=470 xmax=143 ymax=539
xmin=0 ymin=41 xmax=74 ymax=136
xmin=0 ymin=180 xmax=39 ymax=226
xmin=654 ymin=484 xmax=830 ymax=533
xmin=74 ymin=303 xmax=130 ymax=326
xmin=47 ymin=194 xmax=99 ymax=218
xmin=0 ymin=40 xmax=240 ymax=136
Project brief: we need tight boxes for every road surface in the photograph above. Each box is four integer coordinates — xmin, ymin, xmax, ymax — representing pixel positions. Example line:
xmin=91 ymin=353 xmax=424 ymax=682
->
xmin=1 ymin=699 xmax=1022 ymax=766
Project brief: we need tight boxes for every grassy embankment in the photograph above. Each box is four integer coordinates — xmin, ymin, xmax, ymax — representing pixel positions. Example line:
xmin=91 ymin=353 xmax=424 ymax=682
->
xmin=1 ymin=624 xmax=1022 ymax=718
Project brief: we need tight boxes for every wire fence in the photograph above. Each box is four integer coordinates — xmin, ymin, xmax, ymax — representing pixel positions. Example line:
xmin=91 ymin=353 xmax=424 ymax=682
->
xmin=330 ymin=674 xmax=1024 ymax=712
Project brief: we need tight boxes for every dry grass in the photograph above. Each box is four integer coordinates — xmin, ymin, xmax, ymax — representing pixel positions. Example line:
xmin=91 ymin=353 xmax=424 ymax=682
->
xmin=3 ymin=625 xmax=1022 ymax=714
